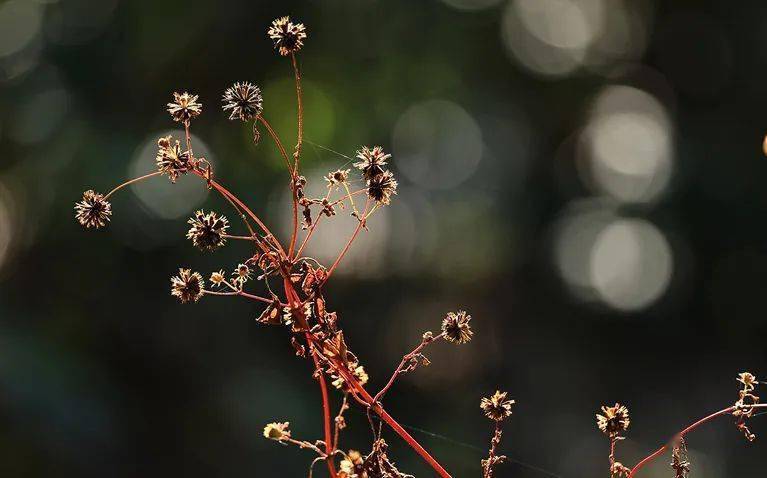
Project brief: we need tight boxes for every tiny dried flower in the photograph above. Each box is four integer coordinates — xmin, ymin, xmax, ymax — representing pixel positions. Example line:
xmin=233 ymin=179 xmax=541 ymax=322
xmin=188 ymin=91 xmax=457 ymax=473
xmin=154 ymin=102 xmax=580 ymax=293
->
xmin=441 ymin=310 xmax=473 ymax=344
xmin=325 ymin=168 xmax=350 ymax=188
xmin=263 ymin=421 xmax=290 ymax=440
xmin=156 ymin=136 xmax=191 ymax=182
xmin=170 ymin=268 xmax=204 ymax=303
xmin=232 ymin=263 xmax=252 ymax=286
xmin=186 ymin=210 xmax=229 ymax=251
xmin=332 ymin=364 xmax=369 ymax=390
xmin=167 ymin=91 xmax=202 ymax=123
xmin=738 ymin=372 xmax=759 ymax=392
xmin=597 ymin=403 xmax=630 ymax=436
xmin=222 ymin=82 xmax=263 ymax=121
xmin=354 ymin=145 xmax=390 ymax=180
xmin=339 ymin=450 xmax=364 ymax=476
xmin=366 ymin=170 xmax=398 ymax=206
xmin=209 ymin=270 xmax=226 ymax=287
xmin=268 ymin=16 xmax=307 ymax=56
xmin=74 ymin=190 xmax=112 ymax=229
xmin=481 ymin=390 xmax=515 ymax=421
xmin=611 ymin=462 xmax=630 ymax=478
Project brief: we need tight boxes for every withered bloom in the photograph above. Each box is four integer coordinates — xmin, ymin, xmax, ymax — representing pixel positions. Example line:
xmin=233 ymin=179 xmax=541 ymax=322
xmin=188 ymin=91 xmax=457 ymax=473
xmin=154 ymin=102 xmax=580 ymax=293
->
xmin=186 ymin=210 xmax=229 ymax=251
xmin=263 ymin=422 xmax=290 ymax=440
xmin=481 ymin=390 xmax=515 ymax=421
xmin=325 ymin=168 xmax=350 ymax=188
xmin=339 ymin=450 xmax=364 ymax=476
xmin=170 ymin=268 xmax=204 ymax=303
xmin=441 ymin=310 xmax=473 ymax=344
xmin=74 ymin=190 xmax=112 ymax=229
xmin=209 ymin=270 xmax=226 ymax=288
xmin=354 ymin=146 xmax=390 ymax=180
xmin=366 ymin=171 xmax=398 ymax=206
xmin=222 ymin=82 xmax=263 ymax=121
xmin=738 ymin=372 xmax=759 ymax=392
xmin=156 ymin=136 xmax=191 ymax=182
xmin=167 ymin=91 xmax=202 ymax=123
xmin=596 ymin=403 xmax=630 ymax=436
xmin=267 ymin=16 xmax=307 ymax=56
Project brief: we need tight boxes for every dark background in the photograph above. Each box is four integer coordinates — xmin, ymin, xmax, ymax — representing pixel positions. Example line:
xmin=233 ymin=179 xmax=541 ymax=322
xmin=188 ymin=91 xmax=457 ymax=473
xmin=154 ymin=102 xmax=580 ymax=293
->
xmin=1 ymin=0 xmax=767 ymax=476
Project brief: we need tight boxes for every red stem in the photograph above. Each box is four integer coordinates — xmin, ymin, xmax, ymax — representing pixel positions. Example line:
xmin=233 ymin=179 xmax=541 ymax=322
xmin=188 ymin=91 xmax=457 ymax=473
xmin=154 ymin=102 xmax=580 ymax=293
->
xmin=312 ymin=352 xmax=338 ymax=478
xmin=326 ymin=199 xmax=370 ymax=279
xmin=628 ymin=404 xmax=767 ymax=477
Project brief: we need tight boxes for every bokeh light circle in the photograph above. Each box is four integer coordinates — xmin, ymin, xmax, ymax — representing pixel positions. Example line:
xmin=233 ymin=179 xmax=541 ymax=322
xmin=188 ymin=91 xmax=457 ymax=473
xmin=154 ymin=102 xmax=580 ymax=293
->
xmin=0 ymin=1 xmax=42 ymax=58
xmin=393 ymin=100 xmax=483 ymax=190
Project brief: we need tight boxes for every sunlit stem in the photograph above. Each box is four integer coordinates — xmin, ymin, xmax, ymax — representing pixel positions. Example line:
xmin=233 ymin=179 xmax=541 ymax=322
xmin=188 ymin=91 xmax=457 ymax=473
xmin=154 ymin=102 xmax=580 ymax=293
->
xmin=257 ymin=115 xmax=293 ymax=175
xmin=291 ymin=52 xmax=304 ymax=175
xmin=341 ymin=183 xmax=362 ymax=217
xmin=103 ymin=171 xmax=163 ymax=200
xmin=326 ymin=199 xmax=371 ymax=279
xmin=222 ymin=234 xmax=257 ymax=241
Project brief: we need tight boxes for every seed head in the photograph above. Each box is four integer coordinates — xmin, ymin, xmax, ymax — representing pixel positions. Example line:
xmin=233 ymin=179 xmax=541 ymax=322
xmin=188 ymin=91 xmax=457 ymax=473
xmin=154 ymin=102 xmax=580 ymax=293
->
xmin=354 ymin=145 xmax=390 ymax=180
xmin=156 ymin=136 xmax=191 ymax=182
xmin=222 ymin=82 xmax=263 ymax=121
xmin=186 ymin=210 xmax=229 ymax=251
xmin=267 ymin=16 xmax=307 ymax=56
xmin=596 ymin=403 xmax=630 ymax=436
xmin=170 ymin=268 xmax=204 ymax=303
xmin=263 ymin=421 xmax=291 ymax=440
xmin=480 ymin=390 xmax=515 ymax=421
xmin=167 ymin=91 xmax=202 ymax=123
xmin=74 ymin=190 xmax=112 ymax=229
xmin=441 ymin=310 xmax=473 ymax=344
xmin=366 ymin=171 xmax=398 ymax=206
xmin=325 ymin=168 xmax=350 ymax=188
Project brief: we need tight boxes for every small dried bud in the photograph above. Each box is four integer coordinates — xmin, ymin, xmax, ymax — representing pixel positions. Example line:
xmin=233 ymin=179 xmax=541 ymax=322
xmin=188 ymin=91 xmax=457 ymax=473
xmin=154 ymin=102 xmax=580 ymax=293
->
xmin=481 ymin=390 xmax=515 ymax=421
xmin=596 ymin=403 xmax=630 ymax=437
xmin=422 ymin=331 xmax=434 ymax=341
xmin=222 ymin=82 xmax=263 ymax=121
xmin=167 ymin=91 xmax=202 ymax=123
xmin=738 ymin=372 xmax=759 ymax=392
xmin=232 ymin=263 xmax=252 ymax=286
xmin=354 ymin=146 xmax=390 ymax=180
xmin=263 ymin=421 xmax=290 ymax=440
xmin=74 ymin=190 xmax=112 ymax=229
xmin=366 ymin=171 xmax=398 ymax=206
xmin=267 ymin=16 xmax=307 ymax=56
xmin=441 ymin=310 xmax=473 ymax=344
xmin=156 ymin=136 xmax=191 ymax=182
xmin=209 ymin=270 xmax=226 ymax=287
xmin=170 ymin=268 xmax=204 ymax=303
xmin=186 ymin=210 xmax=229 ymax=251
xmin=325 ymin=168 xmax=350 ymax=188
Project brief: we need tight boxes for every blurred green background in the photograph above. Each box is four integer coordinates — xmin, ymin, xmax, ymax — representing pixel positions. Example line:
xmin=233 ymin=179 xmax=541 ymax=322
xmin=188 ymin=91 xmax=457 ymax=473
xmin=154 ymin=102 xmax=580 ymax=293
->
xmin=2 ymin=0 xmax=767 ymax=476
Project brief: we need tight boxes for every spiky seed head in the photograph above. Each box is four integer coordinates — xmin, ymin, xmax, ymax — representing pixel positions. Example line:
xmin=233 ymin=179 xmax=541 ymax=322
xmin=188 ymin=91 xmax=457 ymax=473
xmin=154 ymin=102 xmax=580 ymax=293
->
xmin=354 ymin=146 xmax=390 ymax=180
xmin=186 ymin=210 xmax=229 ymax=251
xmin=167 ymin=92 xmax=202 ymax=123
xmin=366 ymin=170 xmax=398 ymax=206
xmin=222 ymin=82 xmax=263 ymax=121
xmin=481 ymin=390 xmax=515 ymax=421
xmin=267 ymin=16 xmax=307 ymax=56
xmin=74 ymin=190 xmax=112 ymax=229
xmin=209 ymin=270 xmax=226 ymax=287
xmin=441 ymin=310 xmax=473 ymax=344
xmin=738 ymin=372 xmax=759 ymax=391
xmin=156 ymin=136 xmax=191 ymax=182
xmin=596 ymin=403 xmax=630 ymax=436
xmin=325 ymin=168 xmax=350 ymax=188
xmin=170 ymin=268 xmax=204 ymax=303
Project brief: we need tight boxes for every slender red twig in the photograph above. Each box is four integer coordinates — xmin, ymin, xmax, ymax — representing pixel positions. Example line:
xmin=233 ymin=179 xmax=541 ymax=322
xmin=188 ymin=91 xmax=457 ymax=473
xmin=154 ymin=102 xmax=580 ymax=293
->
xmin=312 ymin=352 xmax=338 ymax=478
xmin=326 ymin=199 xmax=370 ymax=279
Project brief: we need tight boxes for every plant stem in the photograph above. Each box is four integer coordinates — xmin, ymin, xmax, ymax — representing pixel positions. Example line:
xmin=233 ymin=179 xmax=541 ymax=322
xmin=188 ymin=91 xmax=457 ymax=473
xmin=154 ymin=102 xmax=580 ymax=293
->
xmin=628 ymin=403 xmax=767 ymax=477
xmin=104 ymin=171 xmax=163 ymax=199
xmin=257 ymin=115 xmax=293 ymax=173
xmin=373 ymin=332 xmax=444 ymax=404
xmin=291 ymin=52 xmax=304 ymax=175
xmin=312 ymin=352 xmax=338 ymax=478
xmin=326 ymin=199 xmax=370 ymax=279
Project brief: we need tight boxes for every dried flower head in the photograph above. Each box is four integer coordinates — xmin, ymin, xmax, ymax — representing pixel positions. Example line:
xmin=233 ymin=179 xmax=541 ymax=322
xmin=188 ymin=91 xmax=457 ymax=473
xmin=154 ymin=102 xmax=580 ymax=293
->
xmin=354 ymin=145 xmax=390 ymax=180
xmin=263 ymin=421 xmax=291 ymax=440
xmin=170 ymin=268 xmax=204 ymax=303
xmin=167 ymin=91 xmax=202 ymax=123
xmin=339 ymin=450 xmax=364 ymax=476
xmin=268 ymin=16 xmax=307 ymax=56
xmin=186 ymin=210 xmax=230 ymax=251
xmin=481 ymin=390 xmax=515 ymax=421
xmin=611 ymin=462 xmax=630 ymax=478
xmin=232 ymin=263 xmax=253 ymax=286
xmin=222 ymin=82 xmax=263 ymax=121
xmin=366 ymin=171 xmax=398 ymax=206
xmin=325 ymin=168 xmax=350 ymax=188
xmin=738 ymin=372 xmax=759 ymax=392
xmin=74 ymin=190 xmax=112 ymax=229
xmin=209 ymin=270 xmax=226 ymax=287
xmin=441 ymin=310 xmax=473 ymax=344
xmin=156 ymin=136 xmax=191 ymax=182
xmin=597 ymin=403 xmax=630 ymax=436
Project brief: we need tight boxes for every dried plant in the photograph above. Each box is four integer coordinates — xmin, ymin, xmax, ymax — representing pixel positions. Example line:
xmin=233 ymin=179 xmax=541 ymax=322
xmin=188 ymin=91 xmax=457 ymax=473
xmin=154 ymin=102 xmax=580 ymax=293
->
xmin=74 ymin=15 xmax=767 ymax=478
